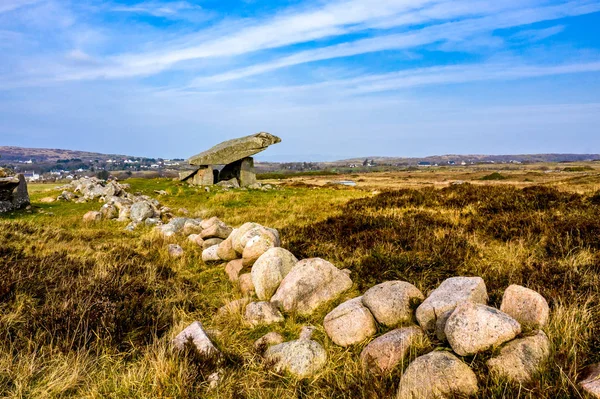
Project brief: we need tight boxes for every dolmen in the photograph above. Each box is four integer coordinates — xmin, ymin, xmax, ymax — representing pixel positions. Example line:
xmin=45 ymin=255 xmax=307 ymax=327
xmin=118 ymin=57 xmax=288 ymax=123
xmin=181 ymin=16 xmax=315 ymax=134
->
xmin=180 ymin=132 xmax=281 ymax=187
xmin=0 ymin=168 xmax=29 ymax=213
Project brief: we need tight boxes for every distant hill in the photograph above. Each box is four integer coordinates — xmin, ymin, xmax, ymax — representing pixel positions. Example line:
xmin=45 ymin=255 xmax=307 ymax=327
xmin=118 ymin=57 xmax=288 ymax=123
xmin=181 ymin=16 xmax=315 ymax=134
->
xmin=338 ymin=154 xmax=600 ymax=165
xmin=0 ymin=146 xmax=135 ymax=162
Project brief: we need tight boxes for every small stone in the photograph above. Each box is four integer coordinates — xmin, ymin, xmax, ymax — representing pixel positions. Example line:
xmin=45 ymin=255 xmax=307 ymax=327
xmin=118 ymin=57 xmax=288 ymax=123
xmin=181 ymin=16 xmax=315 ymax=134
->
xmin=40 ymin=196 xmax=56 ymax=203
xmin=83 ymin=211 xmax=101 ymax=222
xmin=265 ymin=339 xmax=327 ymax=379
xmin=99 ymin=204 xmax=118 ymax=220
xmin=324 ymin=297 xmax=377 ymax=347
xmin=500 ymin=284 xmax=550 ymax=329
xmin=145 ymin=217 xmax=160 ymax=226
xmin=580 ymin=363 xmax=600 ymax=398
xmin=124 ymin=222 xmax=138 ymax=231
xmin=168 ymin=244 xmax=184 ymax=258
xmin=251 ymin=247 xmax=298 ymax=301
xmin=271 ymin=258 xmax=353 ymax=316
xmin=203 ymin=237 xmax=223 ymax=250
xmin=487 ymin=330 xmax=551 ymax=383
xmin=254 ymin=332 xmax=284 ymax=351
xmin=182 ymin=219 xmax=203 ymax=235
xmin=172 ymin=321 xmax=220 ymax=358
xmin=360 ymin=326 xmax=426 ymax=374
xmin=416 ymin=276 xmax=488 ymax=333
xmin=217 ymin=234 xmax=238 ymax=261
xmin=245 ymin=301 xmax=285 ymax=326
xmin=201 ymin=220 xmax=233 ymax=240
xmin=239 ymin=273 xmax=255 ymax=296
xmin=362 ymin=281 xmax=424 ymax=327
xmin=445 ymin=301 xmax=521 ymax=356
xmin=202 ymin=245 xmax=221 ymax=263
xmin=397 ymin=351 xmax=479 ymax=399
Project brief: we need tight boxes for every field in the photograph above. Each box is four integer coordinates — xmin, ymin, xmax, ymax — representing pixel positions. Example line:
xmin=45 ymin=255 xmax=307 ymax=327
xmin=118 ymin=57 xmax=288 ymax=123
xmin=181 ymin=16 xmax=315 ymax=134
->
xmin=1 ymin=164 xmax=600 ymax=398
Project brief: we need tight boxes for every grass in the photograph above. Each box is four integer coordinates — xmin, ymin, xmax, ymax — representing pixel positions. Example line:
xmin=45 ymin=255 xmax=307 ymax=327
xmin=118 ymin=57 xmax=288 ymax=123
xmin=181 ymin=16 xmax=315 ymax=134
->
xmin=1 ymin=171 xmax=600 ymax=398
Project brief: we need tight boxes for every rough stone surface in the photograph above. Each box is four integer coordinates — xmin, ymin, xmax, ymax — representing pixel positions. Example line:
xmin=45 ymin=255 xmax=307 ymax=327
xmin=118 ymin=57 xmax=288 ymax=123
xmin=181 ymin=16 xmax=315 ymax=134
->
xmin=242 ymin=231 xmax=278 ymax=267
xmin=271 ymin=258 xmax=353 ymax=316
xmin=202 ymin=238 xmax=224 ymax=250
xmin=324 ymin=297 xmax=377 ymax=347
xmin=487 ymin=331 xmax=551 ymax=383
xmin=200 ymin=216 xmax=220 ymax=230
xmin=254 ymin=332 xmax=284 ymax=351
xmin=201 ymin=220 xmax=233 ymax=240
xmin=416 ymin=276 xmax=488 ymax=333
xmin=265 ymin=338 xmax=327 ymax=379
xmin=202 ymin=245 xmax=221 ymax=263
xmin=172 ymin=321 xmax=220 ymax=358
xmin=445 ymin=301 xmax=521 ymax=356
xmin=225 ymin=259 xmax=244 ymax=282
xmin=362 ymin=281 xmax=424 ymax=327
xmin=0 ymin=174 xmax=29 ymax=213
xmin=245 ymin=301 xmax=285 ymax=326
xmin=397 ymin=351 xmax=479 ymax=399
xmin=188 ymin=132 xmax=281 ymax=166
xmin=251 ymin=247 xmax=298 ymax=301
xmin=231 ymin=222 xmax=262 ymax=254
xmin=360 ymin=326 xmax=426 ymax=374
xmin=500 ymin=285 xmax=550 ymax=329
xmin=219 ymin=157 xmax=257 ymax=187
xmin=239 ymin=273 xmax=255 ymax=296
xmin=83 ymin=211 xmax=102 ymax=222
xmin=580 ymin=363 xmax=600 ymax=398
xmin=217 ymin=233 xmax=238 ymax=261
xmin=130 ymin=201 xmax=155 ymax=222
xmin=168 ymin=244 xmax=184 ymax=258
xmin=184 ymin=166 xmax=214 ymax=186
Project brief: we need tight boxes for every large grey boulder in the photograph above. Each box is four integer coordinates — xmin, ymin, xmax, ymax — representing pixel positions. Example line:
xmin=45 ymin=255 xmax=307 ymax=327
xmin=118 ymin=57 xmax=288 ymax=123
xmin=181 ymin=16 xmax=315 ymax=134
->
xmin=264 ymin=333 xmax=327 ymax=379
xmin=251 ymin=247 xmax=298 ymax=301
xmin=0 ymin=174 xmax=29 ymax=213
xmin=416 ymin=276 xmax=488 ymax=333
xmin=324 ymin=296 xmax=377 ymax=347
xmin=360 ymin=326 xmax=426 ymax=374
xmin=130 ymin=201 xmax=155 ymax=222
xmin=487 ymin=330 xmax=551 ymax=383
xmin=580 ymin=363 xmax=600 ymax=398
xmin=362 ymin=281 xmax=424 ymax=327
xmin=271 ymin=258 xmax=353 ymax=316
xmin=397 ymin=351 xmax=479 ymax=399
xmin=244 ymin=301 xmax=285 ymax=326
xmin=500 ymin=285 xmax=550 ymax=329
xmin=188 ymin=132 xmax=281 ymax=166
xmin=172 ymin=321 xmax=220 ymax=358
xmin=445 ymin=301 xmax=521 ymax=356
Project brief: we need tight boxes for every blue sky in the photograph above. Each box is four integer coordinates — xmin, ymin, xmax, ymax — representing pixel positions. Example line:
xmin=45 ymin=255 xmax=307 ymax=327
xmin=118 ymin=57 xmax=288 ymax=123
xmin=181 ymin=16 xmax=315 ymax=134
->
xmin=1 ymin=0 xmax=600 ymax=161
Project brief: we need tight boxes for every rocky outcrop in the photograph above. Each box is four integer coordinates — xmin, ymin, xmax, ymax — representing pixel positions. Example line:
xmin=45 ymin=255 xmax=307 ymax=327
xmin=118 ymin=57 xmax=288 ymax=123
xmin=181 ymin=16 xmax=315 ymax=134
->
xmin=324 ymin=296 xmax=377 ymax=347
xmin=445 ymin=301 xmax=521 ymax=356
xmin=360 ymin=326 xmax=426 ymax=374
xmin=271 ymin=258 xmax=353 ymax=316
xmin=500 ymin=285 xmax=550 ymax=329
xmin=362 ymin=281 xmax=424 ymax=327
xmin=416 ymin=276 xmax=488 ymax=333
xmin=396 ymin=351 xmax=479 ymax=399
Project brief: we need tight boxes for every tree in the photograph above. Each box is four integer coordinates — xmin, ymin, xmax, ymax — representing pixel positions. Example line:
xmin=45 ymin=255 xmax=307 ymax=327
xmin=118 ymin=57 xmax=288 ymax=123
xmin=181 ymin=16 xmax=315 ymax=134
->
xmin=96 ymin=170 xmax=110 ymax=180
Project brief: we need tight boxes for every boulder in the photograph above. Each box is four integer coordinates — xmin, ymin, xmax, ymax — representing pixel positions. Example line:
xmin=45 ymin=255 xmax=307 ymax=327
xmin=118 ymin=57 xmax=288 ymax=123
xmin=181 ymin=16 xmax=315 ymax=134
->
xmin=182 ymin=219 xmax=203 ymax=235
xmin=324 ymin=297 xmax=377 ymax=347
xmin=230 ymin=222 xmax=262 ymax=254
xmin=254 ymin=332 xmax=284 ymax=352
xmin=397 ymin=351 xmax=479 ymax=399
xmin=265 ymin=336 xmax=327 ymax=379
xmin=216 ymin=178 xmax=240 ymax=189
xmin=416 ymin=276 xmax=488 ymax=333
xmin=99 ymin=204 xmax=118 ymax=220
xmin=200 ymin=216 xmax=220 ymax=230
xmin=172 ymin=321 xmax=220 ymax=358
xmin=251 ymin=247 xmax=298 ymax=301
xmin=362 ymin=281 xmax=424 ymax=327
xmin=130 ymin=201 xmax=155 ymax=222
xmin=217 ymin=234 xmax=238 ymax=261
xmin=500 ymin=285 xmax=550 ymax=329
xmin=445 ymin=302 xmax=521 ymax=356
xmin=225 ymin=259 xmax=244 ymax=282
xmin=580 ymin=363 xmax=600 ymax=398
xmin=201 ymin=220 xmax=233 ymax=240
xmin=168 ymin=244 xmax=184 ymax=258
xmin=202 ymin=245 xmax=221 ymax=263
xmin=182 ymin=165 xmax=214 ymax=186
xmin=360 ymin=326 xmax=426 ymax=374
xmin=242 ymin=231 xmax=278 ymax=267
xmin=203 ymin=238 xmax=224 ymax=250
xmin=83 ymin=211 xmax=101 ymax=222
xmin=487 ymin=330 xmax=551 ymax=383
xmin=145 ymin=217 xmax=160 ymax=226
xmin=239 ymin=273 xmax=255 ymax=296
xmin=188 ymin=132 xmax=281 ymax=166
xmin=271 ymin=258 xmax=353 ymax=316
xmin=245 ymin=301 xmax=285 ymax=326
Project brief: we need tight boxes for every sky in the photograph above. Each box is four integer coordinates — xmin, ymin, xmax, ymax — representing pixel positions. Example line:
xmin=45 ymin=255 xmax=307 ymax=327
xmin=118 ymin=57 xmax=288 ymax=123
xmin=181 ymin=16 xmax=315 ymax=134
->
xmin=1 ymin=0 xmax=600 ymax=161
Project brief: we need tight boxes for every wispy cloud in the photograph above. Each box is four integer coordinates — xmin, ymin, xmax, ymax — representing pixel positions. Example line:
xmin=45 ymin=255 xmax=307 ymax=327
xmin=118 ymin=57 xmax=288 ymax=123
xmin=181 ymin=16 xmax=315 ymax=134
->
xmin=0 ymin=0 xmax=41 ymax=14
xmin=110 ymin=1 xmax=202 ymax=17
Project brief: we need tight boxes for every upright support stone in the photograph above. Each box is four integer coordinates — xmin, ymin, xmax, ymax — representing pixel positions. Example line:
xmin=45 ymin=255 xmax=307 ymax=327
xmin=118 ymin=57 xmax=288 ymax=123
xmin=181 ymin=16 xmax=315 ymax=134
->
xmin=0 ymin=173 xmax=30 ymax=213
xmin=219 ymin=157 xmax=256 ymax=187
xmin=191 ymin=166 xmax=214 ymax=186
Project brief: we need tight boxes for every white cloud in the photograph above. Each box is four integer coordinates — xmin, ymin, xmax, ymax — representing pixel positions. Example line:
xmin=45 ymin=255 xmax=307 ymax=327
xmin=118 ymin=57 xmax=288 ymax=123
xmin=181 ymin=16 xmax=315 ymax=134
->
xmin=110 ymin=1 xmax=202 ymax=17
